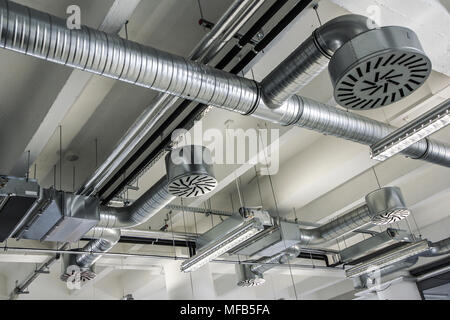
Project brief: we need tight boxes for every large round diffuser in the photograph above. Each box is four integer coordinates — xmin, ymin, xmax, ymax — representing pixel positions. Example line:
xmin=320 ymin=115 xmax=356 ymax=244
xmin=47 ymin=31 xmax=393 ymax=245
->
xmin=329 ymin=26 xmax=431 ymax=110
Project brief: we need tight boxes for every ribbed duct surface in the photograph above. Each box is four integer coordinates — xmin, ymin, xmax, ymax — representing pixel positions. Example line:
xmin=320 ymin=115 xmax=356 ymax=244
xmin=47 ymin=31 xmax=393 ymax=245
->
xmin=97 ymin=146 xmax=216 ymax=228
xmin=75 ymin=227 xmax=121 ymax=269
xmin=260 ymin=14 xmax=376 ymax=108
xmin=0 ymin=3 xmax=449 ymax=168
xmin=0 ymin=0 xmax=259 ymax=115
xmin=299 ymin=187 xmax=410 ymax=246
xmin=98 ymin=176 xmax=174 ymax=229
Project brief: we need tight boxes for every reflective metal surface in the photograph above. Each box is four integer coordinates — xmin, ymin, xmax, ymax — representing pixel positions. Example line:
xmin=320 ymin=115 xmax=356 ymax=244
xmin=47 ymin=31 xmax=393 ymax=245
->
xmin=365 ymin=187 xmax=410 ymax=225
xmin=330 ymin=26 xmax=431 ymax=109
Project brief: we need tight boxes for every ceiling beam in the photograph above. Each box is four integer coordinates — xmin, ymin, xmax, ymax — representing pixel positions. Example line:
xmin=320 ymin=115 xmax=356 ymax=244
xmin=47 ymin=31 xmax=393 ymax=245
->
xmin=10 ymin=0 xmax=142 ymax=177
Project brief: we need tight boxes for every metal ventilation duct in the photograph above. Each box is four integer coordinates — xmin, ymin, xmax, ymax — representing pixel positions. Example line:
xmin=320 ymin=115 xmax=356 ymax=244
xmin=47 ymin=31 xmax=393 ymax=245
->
xmin=98 ymin=145 xmax=215 ymax=229
xmin=74 ymin=227 xmax=121 ymax=270
xmin=365 ymin=187 xmax=410 ymax=225
xmin=0 ymin=176 xmax=39 ymax=242
xmin=298 ymin=187 xmax=411 ymax=246
xmin=329 ymin=26 xmax=431 ymax=109
xmin=0 ymin=2 xmax=448 ymax=168
xmin=166 ymin=145 xmax=217 ymax=198
xmin=235 ymin=187 xmax=411 ymax=274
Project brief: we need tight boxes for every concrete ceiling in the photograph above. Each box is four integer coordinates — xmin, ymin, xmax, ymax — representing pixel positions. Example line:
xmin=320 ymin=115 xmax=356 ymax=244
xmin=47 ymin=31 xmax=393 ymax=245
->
xmin=0 ymin=0 xmax=448 ymax=300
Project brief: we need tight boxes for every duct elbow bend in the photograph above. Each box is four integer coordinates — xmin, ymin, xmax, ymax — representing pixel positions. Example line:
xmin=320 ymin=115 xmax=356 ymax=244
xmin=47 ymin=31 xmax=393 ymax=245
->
xmin=314 ymin=14 xmax=378 ymax=58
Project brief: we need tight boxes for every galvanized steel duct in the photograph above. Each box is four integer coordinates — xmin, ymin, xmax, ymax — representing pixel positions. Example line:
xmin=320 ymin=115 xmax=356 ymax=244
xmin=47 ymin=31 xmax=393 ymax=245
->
xmin=260 ymin=14 xmax=375 ymax=108
xmin=250 ymin=245 xmax=301 ymax=275
xmin=253 ymin=95 xmax=450 ymax=167
xmin=298 ymin=205 xmax=374 ymax=246
xmin=76 ymin=227 xmax=121 ymax=268
xmin=97 ymin=176 xmax=174 ymax=229
xmin=78 ymin=0 xmax=265 ymax=196
xmin=0 ymin=1 xmax=449 ymax=171
xmin=0 ymin=0 xmax=259 ymax=115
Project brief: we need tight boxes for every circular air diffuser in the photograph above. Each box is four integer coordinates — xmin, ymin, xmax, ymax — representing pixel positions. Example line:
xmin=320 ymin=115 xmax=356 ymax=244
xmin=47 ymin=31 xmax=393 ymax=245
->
xmin=371 ymin=208 xmax=411 ymax=226
xmin=365 ymin=186 xmax=411 ymax=225
xmin=329 ymin=26 xmax=431 ymax=110
xmin=60 ymin=253 xmax=97 ymax=283
xmin=236 ymin=264 xmax=265 ymax=288
xmin=166 ymin=145 xmax=217 ymax=198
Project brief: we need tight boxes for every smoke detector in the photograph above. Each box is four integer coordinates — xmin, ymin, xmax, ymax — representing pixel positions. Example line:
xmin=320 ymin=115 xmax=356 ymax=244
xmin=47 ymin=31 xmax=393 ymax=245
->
xmin=329 ymin=26 xmax=431 ymax=110
xmin=166 ymin=145 xmax=217 ymax=198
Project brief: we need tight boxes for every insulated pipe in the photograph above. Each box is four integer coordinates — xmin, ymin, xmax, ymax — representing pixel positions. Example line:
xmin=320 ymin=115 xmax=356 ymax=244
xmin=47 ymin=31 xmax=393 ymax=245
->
xmin=75 ymin=227 xmax=121 ymax=268
xmin=97 ymin=176 xmax=174 ymax=229
xmin=0 ymin=2 xmax=449 ymax=168
xmin=260 ymin=15 xmax=375 ymax=108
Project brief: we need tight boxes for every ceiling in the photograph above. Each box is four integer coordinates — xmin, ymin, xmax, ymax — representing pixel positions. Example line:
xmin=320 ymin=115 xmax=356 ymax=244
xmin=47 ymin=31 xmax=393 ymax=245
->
xmin=0 ymin=0 xmax=448 ymax=300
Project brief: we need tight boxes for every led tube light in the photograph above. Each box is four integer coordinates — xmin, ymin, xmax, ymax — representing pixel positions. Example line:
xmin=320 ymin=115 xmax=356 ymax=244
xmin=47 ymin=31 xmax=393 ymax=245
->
xmin=371 ymin=99 xmax=450 ymax=161
xmin=346 ymin=240 xmax=430 ymax=278
xmin=181 ymin=220 xmax=264 ymax=273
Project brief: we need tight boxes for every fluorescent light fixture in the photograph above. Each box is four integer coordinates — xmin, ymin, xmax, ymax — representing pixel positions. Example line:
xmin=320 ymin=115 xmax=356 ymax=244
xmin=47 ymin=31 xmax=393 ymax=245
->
xmin=346 ymin=240 xmax=430 ymax=278
xmin=371 ymin=99 xmax=450 ymax=161
xmin=180 ymin=220 xmax=264 ymax=273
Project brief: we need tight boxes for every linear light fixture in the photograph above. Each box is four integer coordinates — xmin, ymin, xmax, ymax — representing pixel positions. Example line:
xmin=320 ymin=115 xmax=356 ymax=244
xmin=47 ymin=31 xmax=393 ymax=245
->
xmin=346 ymin=240 xmax=430 ymax=278
xmin=371 ymin=99 xmax=450 ymax=161
xmin=180 ymin=219 xmax=264 ymax=273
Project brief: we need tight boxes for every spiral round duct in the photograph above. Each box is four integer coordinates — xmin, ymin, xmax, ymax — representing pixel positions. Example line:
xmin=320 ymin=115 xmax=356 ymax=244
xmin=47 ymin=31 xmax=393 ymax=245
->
xmin=60 ymin=252 xmax=96 ymax=283
xmin=165 ymin=145 xmax=217 ymax=198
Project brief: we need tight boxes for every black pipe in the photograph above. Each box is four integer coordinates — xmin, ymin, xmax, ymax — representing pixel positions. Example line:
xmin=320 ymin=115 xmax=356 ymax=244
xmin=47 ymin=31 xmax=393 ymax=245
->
xmin=231 ymin=0 xmax=313 ymax=73
xmin=118 ymin=236 xmax=196 ymax=249
xmin=100 ymin=0 xmax=312 ymax=203
xmin=215 ymin=0 xmax=289 ymax=70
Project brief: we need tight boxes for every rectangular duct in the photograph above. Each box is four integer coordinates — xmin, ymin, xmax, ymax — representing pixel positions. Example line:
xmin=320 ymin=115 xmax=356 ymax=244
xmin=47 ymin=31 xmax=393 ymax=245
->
xmin=231 ymin=220 xmax=301 ymax=257
xmin=0 ymin=176 xmax=39 ymax=242
xmin=20 ymin=190 xmax=99 ymax=243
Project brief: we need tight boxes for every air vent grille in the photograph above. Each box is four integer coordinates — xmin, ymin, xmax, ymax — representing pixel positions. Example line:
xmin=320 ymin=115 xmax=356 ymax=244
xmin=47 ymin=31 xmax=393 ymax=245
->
xmin=168 ymin=174 xmax=218 ymax=198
